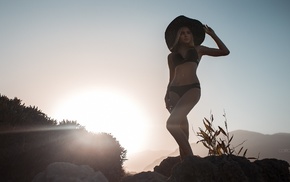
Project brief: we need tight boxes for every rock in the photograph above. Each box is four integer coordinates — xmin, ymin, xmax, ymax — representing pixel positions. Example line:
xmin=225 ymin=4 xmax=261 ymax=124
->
xmin=154 ymin=156 xmax=181 ymax=178
xmin=32 ymin=162 xmax=108 ymax=182
xmin=154 ymin=155 xmax=290 ymax=182
xmin=121 ymin=171 xmax=167 ymax=182
xmin=167 ymin=156 xmax=218 ymax=182
xmin=254 ymin=158 xmax=290 ymax=181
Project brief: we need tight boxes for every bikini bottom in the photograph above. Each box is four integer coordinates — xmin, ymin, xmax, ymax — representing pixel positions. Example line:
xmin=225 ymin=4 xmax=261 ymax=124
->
xmin=168 ymin=83 xmax=200 ymax=98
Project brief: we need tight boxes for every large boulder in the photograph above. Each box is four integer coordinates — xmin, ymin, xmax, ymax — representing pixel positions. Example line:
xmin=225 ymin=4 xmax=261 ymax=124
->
xmin=153 ymin=156 xmax=181 ymax=177
xmin=32 ymin=162 xmax=108 ymax=182
xmin=154 ymin=155 xmax=290 ymax=182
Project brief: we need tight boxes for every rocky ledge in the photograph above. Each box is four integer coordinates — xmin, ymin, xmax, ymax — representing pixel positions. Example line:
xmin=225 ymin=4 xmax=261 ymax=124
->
xmin=122 ymin=155 xmax=290 ymax=182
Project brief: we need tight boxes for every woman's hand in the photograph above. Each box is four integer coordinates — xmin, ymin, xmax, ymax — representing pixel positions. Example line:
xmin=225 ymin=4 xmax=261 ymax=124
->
xmin=200 ymin=24 xmax=230 ymax=56
xmin=204 ymin=25 xmax=216 ymax=36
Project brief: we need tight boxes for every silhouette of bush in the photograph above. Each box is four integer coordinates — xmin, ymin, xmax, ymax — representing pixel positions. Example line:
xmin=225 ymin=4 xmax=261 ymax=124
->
xmin=0 ymin=94 xmax=57 ymax=128
xmin=0 ymin=94 xmax=127 ymax=182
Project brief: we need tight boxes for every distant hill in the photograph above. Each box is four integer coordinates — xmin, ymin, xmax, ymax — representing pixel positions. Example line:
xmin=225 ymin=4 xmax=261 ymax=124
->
xmin=124 ymin=150 xmax=172 ymax=173
xmin=229 ymin=130 xmax=290 ymax=162
xmin=140 ymin=130 xmax=290 ymax=172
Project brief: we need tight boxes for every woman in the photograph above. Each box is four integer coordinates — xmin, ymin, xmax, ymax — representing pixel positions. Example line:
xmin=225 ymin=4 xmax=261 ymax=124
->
xmin=164 ymin=15 xmax=230 ymax=160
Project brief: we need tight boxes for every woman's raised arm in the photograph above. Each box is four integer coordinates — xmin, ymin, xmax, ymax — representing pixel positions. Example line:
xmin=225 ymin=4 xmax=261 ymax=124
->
xmin=199 ymin=25 xmax=230 ymax=57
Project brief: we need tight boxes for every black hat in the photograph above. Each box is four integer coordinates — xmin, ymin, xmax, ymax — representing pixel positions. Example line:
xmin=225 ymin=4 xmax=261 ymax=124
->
xmin=165 ymin=15 xmax=205 ymax=51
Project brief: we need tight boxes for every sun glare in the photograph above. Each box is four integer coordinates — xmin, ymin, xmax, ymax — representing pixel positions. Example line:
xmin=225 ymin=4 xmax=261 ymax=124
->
xmin=52 ymin=89 xmax=150 ymax=154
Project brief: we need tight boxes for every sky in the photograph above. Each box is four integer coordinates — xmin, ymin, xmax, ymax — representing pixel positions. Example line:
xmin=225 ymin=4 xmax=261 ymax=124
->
xmin=1 ymin=0 xmax=290 ymax=161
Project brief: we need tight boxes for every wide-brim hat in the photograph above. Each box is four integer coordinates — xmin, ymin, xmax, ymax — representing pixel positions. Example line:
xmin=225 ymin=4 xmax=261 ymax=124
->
xmin=165 ymin=15 xmax=205 ymax=51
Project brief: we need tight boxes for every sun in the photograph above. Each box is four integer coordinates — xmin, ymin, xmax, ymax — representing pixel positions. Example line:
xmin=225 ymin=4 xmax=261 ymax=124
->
xmin=52 ymin=88 xmax=150 ymax=154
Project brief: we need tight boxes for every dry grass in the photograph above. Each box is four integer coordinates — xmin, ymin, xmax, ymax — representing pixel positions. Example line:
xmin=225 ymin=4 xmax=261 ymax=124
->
xmin=196 ymin=112 xmax=256 ymax=159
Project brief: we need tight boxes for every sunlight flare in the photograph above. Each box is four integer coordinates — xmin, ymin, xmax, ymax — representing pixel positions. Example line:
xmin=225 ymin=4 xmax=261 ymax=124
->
xmin=52 ymin=89 xmax=150 ymax=153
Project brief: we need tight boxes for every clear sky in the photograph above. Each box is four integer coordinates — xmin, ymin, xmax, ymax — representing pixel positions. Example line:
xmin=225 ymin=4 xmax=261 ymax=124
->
xmin=1 ymin=0 xmax=290 ymax=157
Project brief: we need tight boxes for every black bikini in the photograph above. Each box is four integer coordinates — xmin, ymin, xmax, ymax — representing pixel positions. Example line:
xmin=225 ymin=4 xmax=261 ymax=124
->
xmin=171 ymin=48 xmax=200 ymax=67
xmin=168 ymin=83 xmax=200 ymax=97
xmin=168 ymin=48 xmax=201 ymax=98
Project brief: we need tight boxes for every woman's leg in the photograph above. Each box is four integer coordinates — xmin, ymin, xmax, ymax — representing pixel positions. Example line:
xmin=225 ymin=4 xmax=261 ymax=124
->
xmin=180 ymin=117 xmax=189 ymax=139
xmin=166 ymin=88 xmax=200 ymax=159
xmin=167 ymin=91 xmax=187 ymax=159
xmin=179 ymin=117 xmax=189 ymax=159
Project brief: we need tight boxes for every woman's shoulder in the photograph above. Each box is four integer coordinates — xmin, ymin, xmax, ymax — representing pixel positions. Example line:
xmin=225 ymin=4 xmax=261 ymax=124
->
xmin=192 ymin=45 xmax=207 ymax=59
xmin=193 ymin=45 xmax=207 ymax=56
xmin=167 ymin=52 xmax=175 ymax=59
xmin=192 ymin=45 xmax=204 ymax=51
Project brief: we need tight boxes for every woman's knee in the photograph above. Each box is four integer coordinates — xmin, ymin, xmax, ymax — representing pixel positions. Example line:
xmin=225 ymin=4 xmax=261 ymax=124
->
xmin=166 ymin=117 xmax=178 ymax=132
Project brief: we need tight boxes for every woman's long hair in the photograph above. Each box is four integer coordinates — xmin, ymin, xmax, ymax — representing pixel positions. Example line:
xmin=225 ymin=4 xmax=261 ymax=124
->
xmin=170 ymin=26 xmax=195 ymax=52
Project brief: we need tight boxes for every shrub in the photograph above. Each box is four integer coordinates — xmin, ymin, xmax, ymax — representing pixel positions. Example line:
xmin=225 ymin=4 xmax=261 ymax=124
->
xmin=0 ymin=94 xmax=127 ymax=182
xmin=0 ymin=94 xmax=57 ymax=128
xmin=196 ymin=112 xmax=254 ymax=158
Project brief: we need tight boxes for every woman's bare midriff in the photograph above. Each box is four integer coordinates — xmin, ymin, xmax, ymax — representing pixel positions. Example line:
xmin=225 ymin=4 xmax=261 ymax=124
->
xmin=170 ymin=62 xmax=199 ymax=86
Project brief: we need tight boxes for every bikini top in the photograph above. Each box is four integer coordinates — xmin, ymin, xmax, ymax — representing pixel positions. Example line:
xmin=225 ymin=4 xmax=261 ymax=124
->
xmin=172 ymin=48 xmax=199 ymax=68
